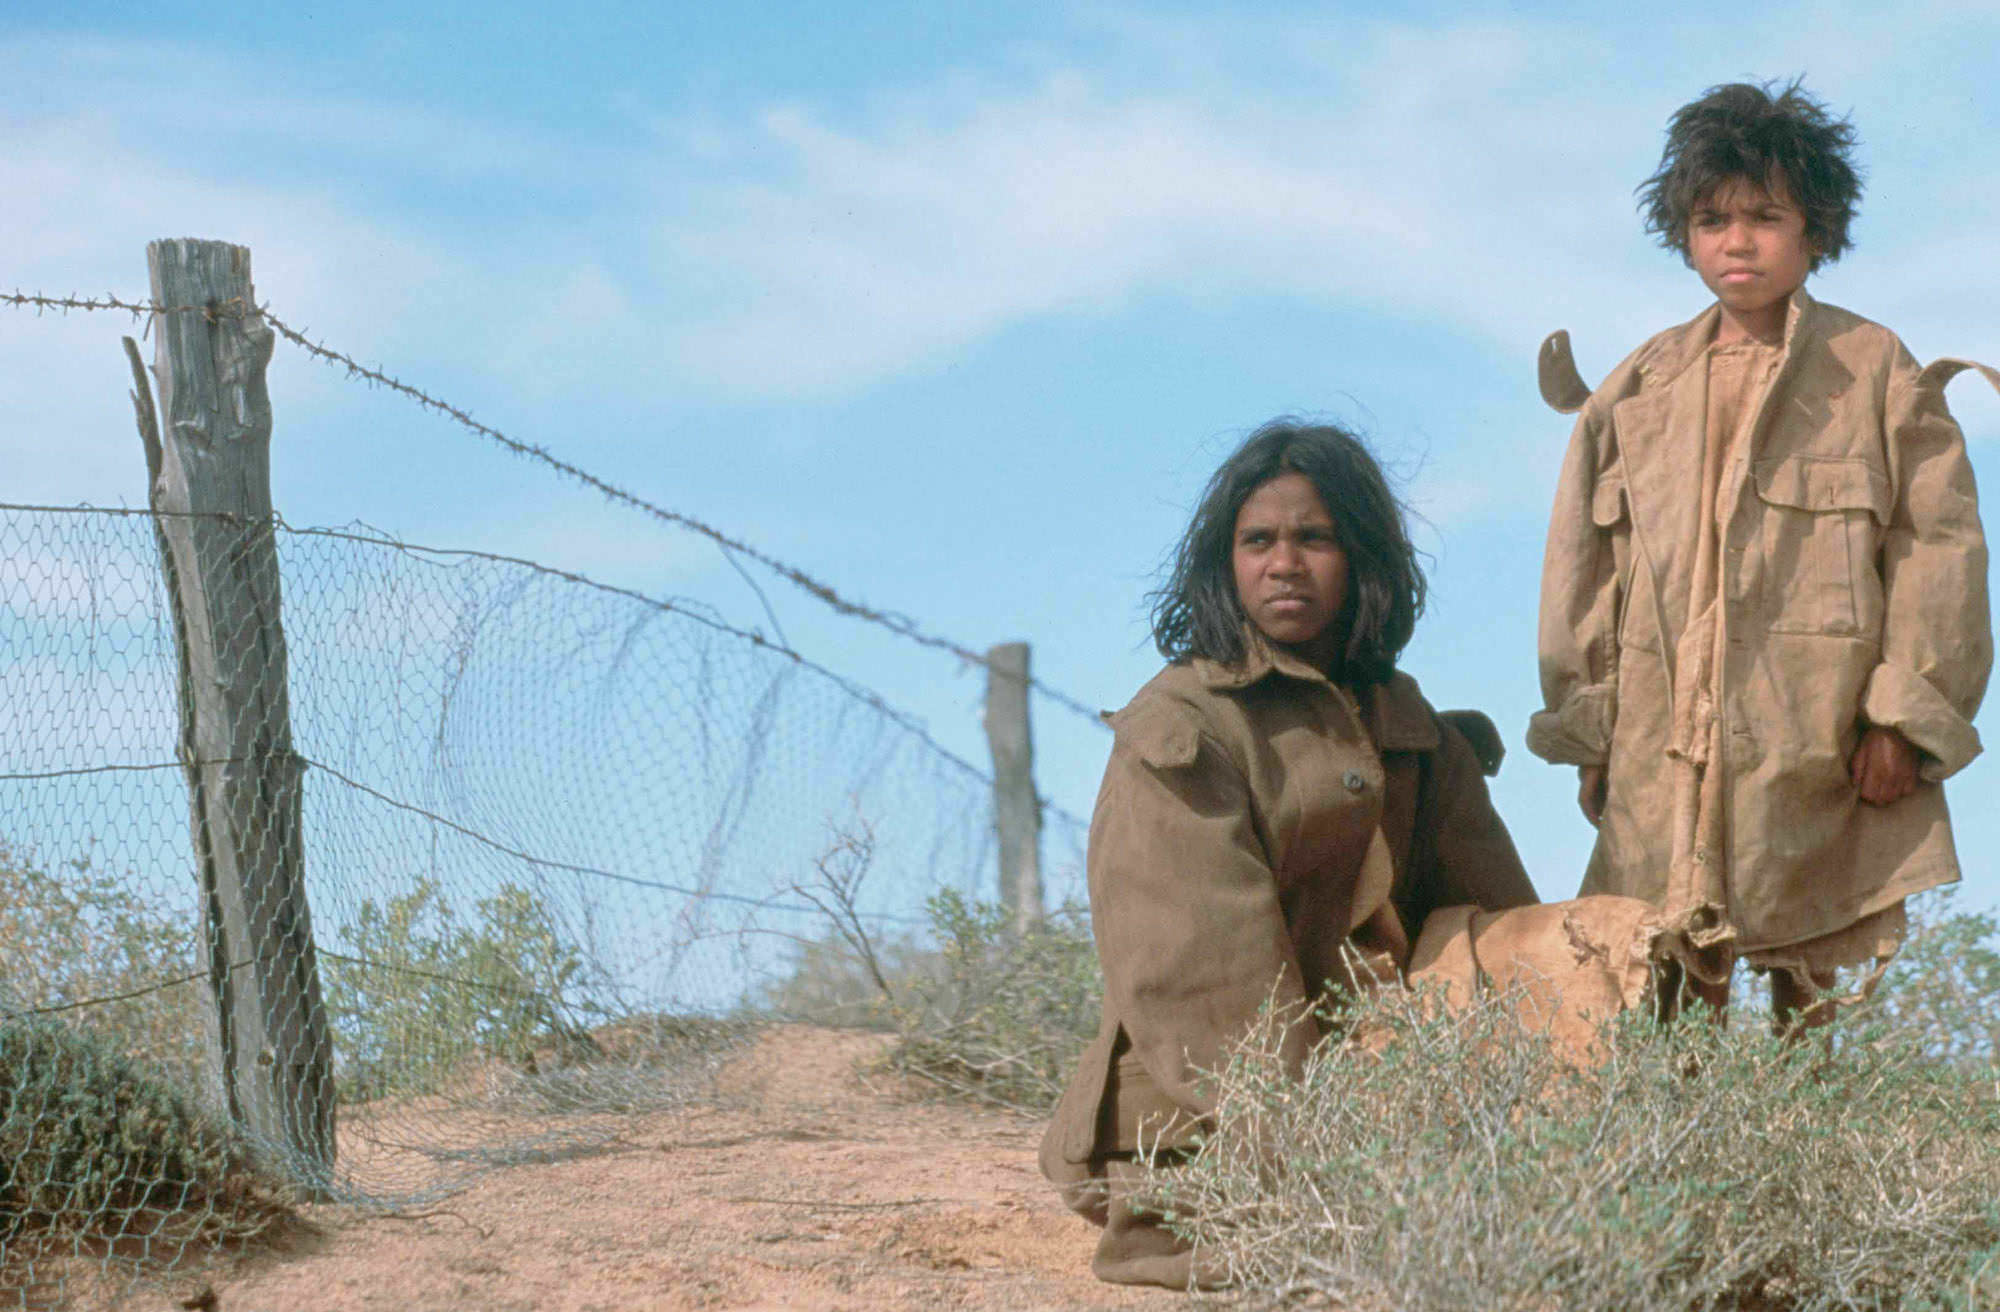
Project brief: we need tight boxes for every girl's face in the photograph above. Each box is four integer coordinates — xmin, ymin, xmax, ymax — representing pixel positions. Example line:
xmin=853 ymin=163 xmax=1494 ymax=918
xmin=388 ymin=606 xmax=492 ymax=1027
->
xmin=1231 ymin=472 xmax=1349 ymax=668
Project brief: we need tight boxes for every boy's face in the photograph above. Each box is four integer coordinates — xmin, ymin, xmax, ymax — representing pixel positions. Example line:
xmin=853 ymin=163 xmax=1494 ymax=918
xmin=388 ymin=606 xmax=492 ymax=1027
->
xmin=1687 ymin=175 xmax=1814 ymax=337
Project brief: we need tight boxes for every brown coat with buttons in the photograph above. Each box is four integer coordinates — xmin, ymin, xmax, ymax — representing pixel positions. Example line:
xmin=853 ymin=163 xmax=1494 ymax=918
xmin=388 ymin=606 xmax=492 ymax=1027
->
xmin=1039 ymin=636 xmax=1538 ymax=1205
xmin=1530 ymin=290 xmax=1993 ymax=952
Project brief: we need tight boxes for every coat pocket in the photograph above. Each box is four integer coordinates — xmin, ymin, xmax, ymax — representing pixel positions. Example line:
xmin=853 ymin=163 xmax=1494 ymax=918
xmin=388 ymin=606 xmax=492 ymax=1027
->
xmin=1591 ymin=472 xmax=1628 ymax=527
xmin=1587 ymin=471 xmax=1648 ymax=652
xmin=1752 ymin=455 xmax=1891 ymax=637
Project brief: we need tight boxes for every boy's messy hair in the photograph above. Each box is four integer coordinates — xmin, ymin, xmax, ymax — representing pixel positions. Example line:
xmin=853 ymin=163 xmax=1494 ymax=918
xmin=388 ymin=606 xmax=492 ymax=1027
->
xmin=1638 ymin=79 xmax=1862 ymax=270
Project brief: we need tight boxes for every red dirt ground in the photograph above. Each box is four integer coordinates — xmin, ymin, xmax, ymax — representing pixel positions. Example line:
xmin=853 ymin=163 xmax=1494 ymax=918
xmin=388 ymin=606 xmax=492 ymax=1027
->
xmin=58 ymin=1026 xmax=1184 ymax=1312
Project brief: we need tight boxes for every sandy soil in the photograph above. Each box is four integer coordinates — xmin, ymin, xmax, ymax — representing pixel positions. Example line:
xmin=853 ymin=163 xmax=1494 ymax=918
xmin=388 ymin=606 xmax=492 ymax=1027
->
xmin=63 ymin=1027 xmax=1184 ymax=1312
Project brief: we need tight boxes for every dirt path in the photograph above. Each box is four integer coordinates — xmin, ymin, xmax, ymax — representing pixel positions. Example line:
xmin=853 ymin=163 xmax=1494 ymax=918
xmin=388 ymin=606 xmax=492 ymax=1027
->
xmin=108 ymin=1027 xmax=1180 ymax=1312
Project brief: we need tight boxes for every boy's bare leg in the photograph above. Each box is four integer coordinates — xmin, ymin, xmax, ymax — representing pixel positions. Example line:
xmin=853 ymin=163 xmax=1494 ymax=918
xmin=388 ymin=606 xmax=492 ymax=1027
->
xmin=1769 ymin=967 xmax=1838 ymax=1041
xmin=1653 ymin=958 xmax=1732 ymax=1025
xmin=1577 ymin=764 xmax=1608 ymax=826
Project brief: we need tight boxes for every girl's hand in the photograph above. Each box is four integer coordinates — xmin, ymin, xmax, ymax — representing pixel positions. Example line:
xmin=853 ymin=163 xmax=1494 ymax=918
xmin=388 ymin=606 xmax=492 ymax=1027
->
xmin=1577 ymin=764 xmax=1608 ymax=826
xmin=1850 ymin=726 xmax=1920 ymax=805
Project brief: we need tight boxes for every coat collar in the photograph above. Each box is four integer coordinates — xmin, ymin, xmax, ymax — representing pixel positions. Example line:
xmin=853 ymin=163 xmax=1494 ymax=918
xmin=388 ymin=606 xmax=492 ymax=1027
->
xmin=1192 ymin=626 xmax=1328 ymax=692
xmin=1191 ymin=628 xmax=1439 ymax=751
xmin=1633 ymin=285 xmax=1818 ymax=389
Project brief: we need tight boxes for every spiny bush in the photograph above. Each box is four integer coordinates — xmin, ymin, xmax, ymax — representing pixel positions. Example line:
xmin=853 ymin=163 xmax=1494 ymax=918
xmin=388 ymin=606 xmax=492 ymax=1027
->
xmin=0 ymin=1017 xmax=293 ymax=1277
xmin=1142 ymin=983 xmax=2000 ymax=1311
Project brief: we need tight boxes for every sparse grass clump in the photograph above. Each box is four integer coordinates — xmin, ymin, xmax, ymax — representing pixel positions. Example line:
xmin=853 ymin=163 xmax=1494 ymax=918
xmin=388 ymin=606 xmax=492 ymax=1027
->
xmin=1 ymin=1016 xmax=294 ymax=1281
xmin=1143 ymin=983 xmax=2000 ymax=1311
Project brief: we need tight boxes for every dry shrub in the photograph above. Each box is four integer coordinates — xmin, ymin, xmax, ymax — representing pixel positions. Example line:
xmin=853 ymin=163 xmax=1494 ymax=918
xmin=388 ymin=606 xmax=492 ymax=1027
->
xmin=1866 ymin=888 xmax=2000 ymax=1067
xmin=882 ymin=889 xmax=1100 ymax=1112
xmin=1 ymin=1017 xmax=296 ymax=1293
xmin=754 ymin=921 xmax=946 ymax=1032
xmin=1142 ymin=983 xmax=2000 ymax=1311
xmin=323 ymin=878 xmax=607 ymax=1102
xmin=486 ymin=1014 xmax=759 ymax=1117
xmin=760 ymin=817 xmax=1100 ymax=1113
xmin=761 ymin=887 xmax=1100 ymax=1113
xmin=0 ymin=843 xmax=206 ymax=1084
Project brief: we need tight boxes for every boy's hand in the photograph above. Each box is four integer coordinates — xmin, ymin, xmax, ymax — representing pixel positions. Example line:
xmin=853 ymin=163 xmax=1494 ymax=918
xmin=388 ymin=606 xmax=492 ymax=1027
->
xmin=1850 ymin=726 xmax=1920 ymax=805
xmin=1577 ymin=764 xmax=1608 ymax=826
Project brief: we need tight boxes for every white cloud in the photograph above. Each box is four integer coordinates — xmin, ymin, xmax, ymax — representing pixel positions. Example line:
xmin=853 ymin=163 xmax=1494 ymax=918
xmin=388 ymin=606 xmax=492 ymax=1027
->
xmin=634 ymin=7 xmax=2000 ymax=408
xmin=646 ymin=55 xmax=1640 ymax=394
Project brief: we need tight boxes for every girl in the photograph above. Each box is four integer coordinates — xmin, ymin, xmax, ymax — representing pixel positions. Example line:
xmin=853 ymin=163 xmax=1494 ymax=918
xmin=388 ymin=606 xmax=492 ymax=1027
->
xmin=1040 ymin=419 xmax=1544 ymax=1287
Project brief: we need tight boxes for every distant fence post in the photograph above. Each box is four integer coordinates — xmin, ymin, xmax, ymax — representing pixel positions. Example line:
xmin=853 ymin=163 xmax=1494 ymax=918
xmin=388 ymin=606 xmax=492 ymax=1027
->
xmin=982 ymin=641 xmax=1043 ymax=932
xmin=125 ymin=238 xmax=334 ymax=1180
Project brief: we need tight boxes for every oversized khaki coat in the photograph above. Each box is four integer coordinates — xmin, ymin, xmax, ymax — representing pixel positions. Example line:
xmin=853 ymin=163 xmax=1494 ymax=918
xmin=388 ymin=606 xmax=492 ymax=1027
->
xmin=1530 ymin=289 xmax=1993 ymax=954
xmin=1040 ymin=637 xmax=1538 ymax=1203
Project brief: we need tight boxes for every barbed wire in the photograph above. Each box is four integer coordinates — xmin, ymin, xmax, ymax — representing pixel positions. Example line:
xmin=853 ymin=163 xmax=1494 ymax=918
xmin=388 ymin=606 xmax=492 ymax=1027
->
xmin=281 ymin=521 xmax=1052 ymax=806
xmin=1 ymin=288 xmax=1110 ymax=728
xmin=0 ymin=290 xmax=241 ymax=321
xmin=0 ymin=442 xmax=1089 ymax=1240
xmin=253 ymin=306 xmax=1108 ymax=726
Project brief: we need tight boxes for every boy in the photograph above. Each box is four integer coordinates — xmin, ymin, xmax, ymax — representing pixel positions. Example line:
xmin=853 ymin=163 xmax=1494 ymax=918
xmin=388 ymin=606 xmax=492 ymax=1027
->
xmin=1528 ymin=80 xmax=1993 ymax=1028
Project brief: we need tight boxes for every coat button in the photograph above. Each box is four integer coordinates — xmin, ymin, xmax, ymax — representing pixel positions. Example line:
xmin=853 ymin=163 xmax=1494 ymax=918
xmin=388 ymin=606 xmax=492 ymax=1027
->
xmin=1343 ymin=770 xmax=1367 ymax=792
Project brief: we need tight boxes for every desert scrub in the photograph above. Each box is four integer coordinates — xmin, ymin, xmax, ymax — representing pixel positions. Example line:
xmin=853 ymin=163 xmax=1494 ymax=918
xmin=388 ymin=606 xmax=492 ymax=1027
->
xmin=0 ymin=1016 xmax=293 ymax=1276
xmin=762 ymin=888 xmax=1100 ymax=1113
xmin=763 ymin=817 xmax=1099 ymax=1113
xmin=1145 ymin=983 xmax=2000 ymax=1311
xmin=883 ymin=889 xmax=1100 ymax=1112
xmin=323 ymin=878 xmax=606 ymax=1101
xmin=0 ymin=843 xmax=205 ymax=1083
xmin=755 ymin=919 xmax=948 ymax=1031
xmin=486 ymin=1013 xmax=760 ymax=1117
xmin=1866 ymin=887 xmax=2000 ymax=1067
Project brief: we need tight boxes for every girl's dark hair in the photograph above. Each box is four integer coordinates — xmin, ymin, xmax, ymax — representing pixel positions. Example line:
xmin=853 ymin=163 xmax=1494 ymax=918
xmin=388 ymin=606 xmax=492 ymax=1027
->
xmin=1149 ymin=418 xmax=1425 ymax=687
xmin=1638 ymin=78 xmax=1862 ymax=270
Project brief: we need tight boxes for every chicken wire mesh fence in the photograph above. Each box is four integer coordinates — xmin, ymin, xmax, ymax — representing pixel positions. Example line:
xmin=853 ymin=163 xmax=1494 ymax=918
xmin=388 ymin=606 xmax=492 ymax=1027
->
xmin=0 ymin=504 xmax=1085 ymax=1294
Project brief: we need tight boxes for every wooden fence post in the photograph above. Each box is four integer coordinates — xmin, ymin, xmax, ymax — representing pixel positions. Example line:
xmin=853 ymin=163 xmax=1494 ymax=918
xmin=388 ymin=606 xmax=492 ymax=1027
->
xmin=982 ymin=641 xmax=1043 ymax=933
xmin=125 ymin=238 xmax=334 ymax=1180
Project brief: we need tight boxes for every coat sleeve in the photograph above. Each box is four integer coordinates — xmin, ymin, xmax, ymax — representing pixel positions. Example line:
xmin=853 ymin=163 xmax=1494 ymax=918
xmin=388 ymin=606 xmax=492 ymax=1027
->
xmin=1528 ymin=402 xmax=1626 ymax=766
xmin=1861 ymin=359 xmax=1993 ymax=780
xmin=1088 ymin=697 xmax=1318 ymax=1122
xmin=1411 ymin=716 xmax=1542 ymax=919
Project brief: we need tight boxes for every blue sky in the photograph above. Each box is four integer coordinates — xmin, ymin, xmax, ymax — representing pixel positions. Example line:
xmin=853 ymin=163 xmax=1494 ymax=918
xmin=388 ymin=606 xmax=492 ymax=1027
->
xmin=5 ymin=2 xmax=1999 ymax=913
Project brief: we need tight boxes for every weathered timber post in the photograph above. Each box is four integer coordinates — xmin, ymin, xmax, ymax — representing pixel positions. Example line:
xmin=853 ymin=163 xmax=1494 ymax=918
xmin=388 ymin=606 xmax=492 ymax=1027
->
xmin=982 ymin=641 xmax=1043 ymax=933
xmin=124 ymin=238 xmax=334 ymax=1181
